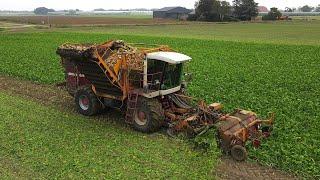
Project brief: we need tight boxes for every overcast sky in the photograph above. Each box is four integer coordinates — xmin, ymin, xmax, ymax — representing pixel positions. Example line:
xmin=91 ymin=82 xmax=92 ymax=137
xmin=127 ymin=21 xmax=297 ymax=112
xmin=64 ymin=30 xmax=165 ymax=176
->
xmin=1 ymin=0 xmax=319 ymax=11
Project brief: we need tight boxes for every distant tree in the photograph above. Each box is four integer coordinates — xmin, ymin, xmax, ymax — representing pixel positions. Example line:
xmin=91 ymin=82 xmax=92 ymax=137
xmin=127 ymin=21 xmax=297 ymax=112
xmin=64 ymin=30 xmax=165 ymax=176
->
xmin=195 ymin=0 xmax=231 ymax=21
xmin=262 ymin=7 xmax=282 ymax=20
xmin=34 ymin=7 xmax=55 ymax=15
xmin=271 ymin=7 xmax=282 ymax=19
xmin=315 ymin=5 xmax=320 ymax=12
xmin=285 ymin=7 xmax=293 ymax=12
xmin=68 ymin=10 xmax=77 ymax=15
xmin=219 ymin=1 xmax=231 ymax=21
xmin=299 ymin=5 xmax=314 ymax=12
xmin=94 ymin=8 xmax=106 ymax=11
xmin=195 ymin=0 xmax=215 ymax=21
xmin=233 ymin=0 xmax=259 ymax=21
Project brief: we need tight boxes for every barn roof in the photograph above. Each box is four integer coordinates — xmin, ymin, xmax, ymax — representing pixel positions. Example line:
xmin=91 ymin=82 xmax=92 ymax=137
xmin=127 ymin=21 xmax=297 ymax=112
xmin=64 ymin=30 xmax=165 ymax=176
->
xmin=156 ymin=7 xmax=180 ymax=11
xmin=154 ymin=6 xmax=192 ymax=14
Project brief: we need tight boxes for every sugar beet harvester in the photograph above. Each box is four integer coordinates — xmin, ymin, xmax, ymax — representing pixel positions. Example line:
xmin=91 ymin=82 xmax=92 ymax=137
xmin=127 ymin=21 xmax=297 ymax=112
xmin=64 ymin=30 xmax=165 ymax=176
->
xmin=57 ymin=40 xmax=274 ymax=161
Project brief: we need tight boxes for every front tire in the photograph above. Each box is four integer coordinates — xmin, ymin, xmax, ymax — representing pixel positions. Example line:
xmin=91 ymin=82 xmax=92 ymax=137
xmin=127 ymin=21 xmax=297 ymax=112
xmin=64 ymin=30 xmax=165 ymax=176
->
xmin=75 ymin=86 xmax=101 ymax=116
xmin=133 ymin=97 xmax=164 ymax=133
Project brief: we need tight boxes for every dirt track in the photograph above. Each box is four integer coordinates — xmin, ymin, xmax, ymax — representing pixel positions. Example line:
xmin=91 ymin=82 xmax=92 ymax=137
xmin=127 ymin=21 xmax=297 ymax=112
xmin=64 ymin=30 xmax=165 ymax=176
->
xmin=0 ymin=75 xmax=298 ymax=179
xmin=0 ymin=16 xmax=176 ymax=26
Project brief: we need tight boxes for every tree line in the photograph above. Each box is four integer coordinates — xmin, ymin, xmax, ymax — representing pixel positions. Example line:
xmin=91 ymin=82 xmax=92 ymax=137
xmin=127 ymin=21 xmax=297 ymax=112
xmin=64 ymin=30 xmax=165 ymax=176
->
xmin=285 ymin=5 xmax=320 ymax=13
xmin=34 ymin=7 xmax=80 ymax=15
xmin=189 ymin=0 xmax=259 ymax=22
xmin=189 ymin=0 xmax=320 ymax=22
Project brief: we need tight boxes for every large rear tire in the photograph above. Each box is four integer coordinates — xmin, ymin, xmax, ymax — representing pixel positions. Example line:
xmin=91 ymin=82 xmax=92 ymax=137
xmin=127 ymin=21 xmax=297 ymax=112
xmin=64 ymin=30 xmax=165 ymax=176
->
xmin=75 ymin=86 xmax=101 ymax=116
xmin=133 ymin=97 xmax=164 ymax=133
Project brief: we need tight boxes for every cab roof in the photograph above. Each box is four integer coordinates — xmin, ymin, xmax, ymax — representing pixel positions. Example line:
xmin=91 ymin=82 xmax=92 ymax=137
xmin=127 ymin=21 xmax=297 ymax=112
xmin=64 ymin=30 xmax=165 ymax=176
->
xmin=146 ymin=52 xmax=192 ymax=64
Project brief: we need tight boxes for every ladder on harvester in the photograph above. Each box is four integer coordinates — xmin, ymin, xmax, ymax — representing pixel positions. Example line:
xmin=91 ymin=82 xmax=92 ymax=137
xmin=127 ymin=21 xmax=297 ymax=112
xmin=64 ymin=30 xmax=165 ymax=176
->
xmin=125 ymin=91 xmax=139 ymax=124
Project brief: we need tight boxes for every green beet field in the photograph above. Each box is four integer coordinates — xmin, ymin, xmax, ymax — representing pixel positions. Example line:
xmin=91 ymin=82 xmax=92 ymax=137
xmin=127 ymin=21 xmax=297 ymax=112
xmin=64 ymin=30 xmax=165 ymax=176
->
xmin=0 ymin=28 xmax=319 ymax=178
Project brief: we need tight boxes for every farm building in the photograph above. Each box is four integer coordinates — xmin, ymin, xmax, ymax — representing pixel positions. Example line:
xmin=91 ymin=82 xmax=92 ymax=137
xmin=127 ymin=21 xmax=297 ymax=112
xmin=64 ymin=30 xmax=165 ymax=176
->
xmin=153 ymin=7 xmax=192 ymax=20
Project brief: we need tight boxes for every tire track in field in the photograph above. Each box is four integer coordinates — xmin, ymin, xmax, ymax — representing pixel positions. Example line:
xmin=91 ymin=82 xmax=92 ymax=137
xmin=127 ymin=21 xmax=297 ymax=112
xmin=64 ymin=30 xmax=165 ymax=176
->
xmin=0 ymin=75 xmax=298 ymax=180
xmin=215 ymin=157 xmax=299 ymax=180
xmin=0 ymin=75 xmax=124 ymax=121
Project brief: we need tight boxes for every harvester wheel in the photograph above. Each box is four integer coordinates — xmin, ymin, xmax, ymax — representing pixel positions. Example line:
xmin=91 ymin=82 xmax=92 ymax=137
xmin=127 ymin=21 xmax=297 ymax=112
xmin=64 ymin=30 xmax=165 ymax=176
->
xmin=133 ymin=97 xmax=164 ymax=133
xmin=75 ymin=87 xmax=101 ymax=116
xmin=230 ymin=145 xmax=248 ymax=161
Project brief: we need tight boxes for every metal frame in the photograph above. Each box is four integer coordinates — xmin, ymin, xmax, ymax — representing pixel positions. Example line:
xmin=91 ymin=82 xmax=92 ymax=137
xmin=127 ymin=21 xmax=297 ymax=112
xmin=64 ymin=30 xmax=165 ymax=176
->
xmin=143 ymin=57 xmax=148 ymax=90
xmin=142 ymin=86 xmax=181 ymax=98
